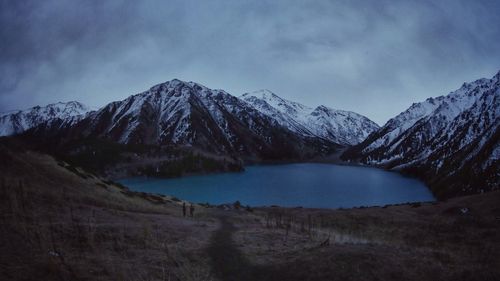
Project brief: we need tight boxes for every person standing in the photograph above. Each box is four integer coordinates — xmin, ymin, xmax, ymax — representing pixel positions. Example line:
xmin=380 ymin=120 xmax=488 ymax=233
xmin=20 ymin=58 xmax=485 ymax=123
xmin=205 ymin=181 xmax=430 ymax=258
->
xmin=182 ymin=202 xmax=186 ymax=217
xmin=189 ymin=204 xmax=195 ymax=217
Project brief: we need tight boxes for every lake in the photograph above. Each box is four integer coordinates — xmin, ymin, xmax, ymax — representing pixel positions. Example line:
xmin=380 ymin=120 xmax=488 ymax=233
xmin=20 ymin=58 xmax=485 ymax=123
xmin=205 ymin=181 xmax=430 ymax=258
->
xmin=119 ymin=163 xmax=435 ymax=208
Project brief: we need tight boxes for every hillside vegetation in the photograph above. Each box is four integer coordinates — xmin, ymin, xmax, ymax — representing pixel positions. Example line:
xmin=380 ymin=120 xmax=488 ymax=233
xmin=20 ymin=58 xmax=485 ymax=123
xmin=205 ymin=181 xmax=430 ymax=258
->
xmin=1 ymin=143 xmax=499 ymax=280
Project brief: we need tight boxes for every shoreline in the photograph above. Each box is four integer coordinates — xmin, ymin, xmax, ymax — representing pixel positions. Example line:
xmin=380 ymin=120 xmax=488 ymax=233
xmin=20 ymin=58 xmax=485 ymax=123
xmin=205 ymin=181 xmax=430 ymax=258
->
xmin=116 ymin=161 xmax=436 ymax=210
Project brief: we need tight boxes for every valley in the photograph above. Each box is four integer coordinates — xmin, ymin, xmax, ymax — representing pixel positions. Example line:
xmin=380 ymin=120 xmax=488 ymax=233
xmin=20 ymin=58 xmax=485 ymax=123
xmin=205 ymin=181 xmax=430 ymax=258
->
xmin=1 ymin=143 xmax=499 ymax=281
xmin=2 ymin=2 xmax=499 ymax=280
xmin=118 ymin=163 xmax=434 ymax=209
xmin=3 ymin=71 xmax=498 ymax=201
xmin=0 ymin=70 xmax=498 ymax=281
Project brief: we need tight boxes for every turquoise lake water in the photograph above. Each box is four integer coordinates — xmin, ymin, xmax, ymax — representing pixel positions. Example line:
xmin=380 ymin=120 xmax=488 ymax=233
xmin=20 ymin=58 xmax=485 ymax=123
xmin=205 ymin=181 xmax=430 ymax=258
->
xmin=119 ymin=163 xmax=435 ymax=208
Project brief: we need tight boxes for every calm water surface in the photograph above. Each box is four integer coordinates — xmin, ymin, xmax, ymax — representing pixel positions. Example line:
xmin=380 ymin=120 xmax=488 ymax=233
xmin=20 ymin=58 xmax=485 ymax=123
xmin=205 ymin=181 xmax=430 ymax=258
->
xmin=119 ymin=163 xmax=435 ymax=208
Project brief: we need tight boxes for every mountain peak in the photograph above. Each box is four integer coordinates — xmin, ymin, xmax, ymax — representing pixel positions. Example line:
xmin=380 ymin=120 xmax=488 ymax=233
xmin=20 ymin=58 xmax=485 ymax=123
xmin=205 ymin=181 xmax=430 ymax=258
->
xmin=164 ymin=78 xmax=209 ymax=88
xmin=0 ymin=101 xmax=92 ymax=136
xmin=163 ymin=78 xmax=189 ymax=88
xmin=48 ymin=101 xmax=89 ymax=110
xmin=242 ymin=91 xmax=379 ymax=145
xmin=166 ymin=78 xmax=185 ymax=84
xmin=494 ymin=69 xmax=500 ymax=81
xmin=246 ymin=89 xmax=281 ymax=100
xmin=344 ymin=70 xmax=499 ymax=198
xmin=147 ymin=79 xmax=211 ymax=97
xmin=314 ymin=105 xmax=330 ymax=112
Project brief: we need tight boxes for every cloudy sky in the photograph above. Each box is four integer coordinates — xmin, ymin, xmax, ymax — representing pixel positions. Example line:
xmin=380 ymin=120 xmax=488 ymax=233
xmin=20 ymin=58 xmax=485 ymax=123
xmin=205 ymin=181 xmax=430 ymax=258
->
xmin=1 ymin=0 xmax=499 ymax=125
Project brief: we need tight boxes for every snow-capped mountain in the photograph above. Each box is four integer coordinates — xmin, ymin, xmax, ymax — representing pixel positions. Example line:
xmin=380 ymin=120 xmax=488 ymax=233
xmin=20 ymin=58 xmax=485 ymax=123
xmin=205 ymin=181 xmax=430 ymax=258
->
xmin=241 ymin=90 xmax=379 ymax=145
xmin=343 ymin=71 xmax=500 ymax=198
xmin=31 ymin=79 xmax=340 ymax=160
xmin=0 ymin=101 xmax=92 ymax=136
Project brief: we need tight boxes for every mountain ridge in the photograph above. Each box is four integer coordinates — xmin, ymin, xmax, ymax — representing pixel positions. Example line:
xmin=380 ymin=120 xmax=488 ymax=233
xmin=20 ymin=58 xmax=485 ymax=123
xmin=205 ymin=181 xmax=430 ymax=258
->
xmin=7 ymin=79 xmax=360 ymax=178
xmin=241 ymin=89 xmax=379 ymax=145
xmin=5 ymin=79 xmax=380 ymax=160
xmin=0 ymin=101 xmax=92 ymax=136
xmin=343 ymin=70 xmax=500 ymax=199
xmin=3 ymin=73 xmax=498 ymax=199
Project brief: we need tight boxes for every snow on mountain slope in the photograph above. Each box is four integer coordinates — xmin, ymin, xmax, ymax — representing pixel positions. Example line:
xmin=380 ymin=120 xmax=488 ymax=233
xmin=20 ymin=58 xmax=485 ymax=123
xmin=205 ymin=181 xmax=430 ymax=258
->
xmin=0 ymin=101 xmax=92 ymax=136
xmin=343 ymin=70 xmax=500 ymax=198
xmin=39 ymin=79 xmax=339 ymax=159
xmin=354 ymin=72 xmax=498 ymax=163
xmin=362 ymin=76 xmax=494 ymax=155
xmin=84 ymin=80 xmax=258 ymax=147
xmin=240 ymin=90 xmax=314 ymax=137
xmin=241 ymin=90 xmax=379 ymax=145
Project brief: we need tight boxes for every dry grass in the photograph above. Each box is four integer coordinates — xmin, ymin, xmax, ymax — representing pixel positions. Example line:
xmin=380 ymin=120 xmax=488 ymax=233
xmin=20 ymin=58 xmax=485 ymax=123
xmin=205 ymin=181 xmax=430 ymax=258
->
xmin=0 ymin=147 xmax=216 ymax=281
xmin=1 ymin=144 xmax=499 ymax=280
xmin=229 ymin=196 xmax=500 ymax=280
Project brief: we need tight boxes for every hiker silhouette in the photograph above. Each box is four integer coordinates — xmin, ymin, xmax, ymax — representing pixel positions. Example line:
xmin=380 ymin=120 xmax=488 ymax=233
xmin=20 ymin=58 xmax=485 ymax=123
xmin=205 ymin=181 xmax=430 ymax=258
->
xmin=182 ymin=202 xmax=186 ymax=217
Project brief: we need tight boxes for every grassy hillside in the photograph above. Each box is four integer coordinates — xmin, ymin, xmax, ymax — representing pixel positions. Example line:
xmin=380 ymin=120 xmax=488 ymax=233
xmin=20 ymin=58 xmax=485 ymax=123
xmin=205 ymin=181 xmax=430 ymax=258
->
xmin=5 ymin=136 xmax=245 ymax=179
xmin=1 ymin=143 xmax=499 ymax=280
xmin=0 ymin=143 xmax=217 ymax=280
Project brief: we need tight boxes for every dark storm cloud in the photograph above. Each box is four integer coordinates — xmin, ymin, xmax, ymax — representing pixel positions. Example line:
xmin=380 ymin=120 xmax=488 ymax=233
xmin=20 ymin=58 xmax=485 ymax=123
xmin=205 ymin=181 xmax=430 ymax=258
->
xmin=1 ymin=0 xmax=499 ymax=124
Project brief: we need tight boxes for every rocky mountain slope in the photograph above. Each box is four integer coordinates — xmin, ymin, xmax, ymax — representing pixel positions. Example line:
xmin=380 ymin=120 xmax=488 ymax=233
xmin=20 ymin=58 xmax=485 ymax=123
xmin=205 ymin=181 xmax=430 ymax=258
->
xmin=0 ymin=101 xmax=91 ymax=136
xmin=343 ymin=71 xmax=500 ymax=199
xmin=7 ymin=80 xmax=379 ymax=156
xmin=241 ymin=90 xmax=379 ymax=145
xmin=25 ymin=80 xmax=356 ymax=163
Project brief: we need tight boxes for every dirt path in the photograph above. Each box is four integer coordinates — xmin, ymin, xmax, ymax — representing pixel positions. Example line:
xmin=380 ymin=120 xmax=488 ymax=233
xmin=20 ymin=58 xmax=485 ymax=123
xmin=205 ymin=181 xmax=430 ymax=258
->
xmin=208 ymin=214 xmax=320 ymax=281
xmin=207 ymin=215 xmax=255 ymax=280
xmin=207 ymin=214 xmax=283 ymax=281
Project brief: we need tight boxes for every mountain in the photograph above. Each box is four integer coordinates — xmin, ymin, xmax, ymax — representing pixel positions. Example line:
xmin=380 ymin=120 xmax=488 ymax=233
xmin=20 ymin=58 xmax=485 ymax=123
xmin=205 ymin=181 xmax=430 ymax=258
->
xmin=27 ymin=79 xmax=342 ymax=162
xmin=0 ymin=101 xmax=92 ymax=136
xmin=241 ymin=90 xmax=379 ymax=145
xmin=343 ymin=71 xmax=500 ymax=199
